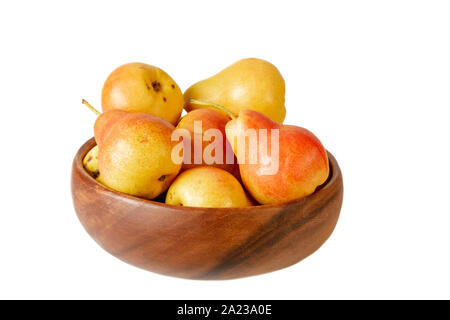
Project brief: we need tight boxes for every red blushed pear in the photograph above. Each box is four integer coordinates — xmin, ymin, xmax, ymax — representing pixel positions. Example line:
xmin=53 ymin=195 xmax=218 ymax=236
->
xmin=175 ymin=108 xmax=238 ymax=175
xmin=93 ymin=109 xmax=129 ymax=147
xmin=225 ymin=110 xmax=329 ymax=205
xmin=82 ymin=99 xmax=128 ymax=147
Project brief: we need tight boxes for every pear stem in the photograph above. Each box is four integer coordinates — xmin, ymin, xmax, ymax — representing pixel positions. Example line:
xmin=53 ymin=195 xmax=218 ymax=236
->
xmin=188 ymin=98 xmax=236 ymax=120
xmin=82 ymin=99 xmax=101 ymax=116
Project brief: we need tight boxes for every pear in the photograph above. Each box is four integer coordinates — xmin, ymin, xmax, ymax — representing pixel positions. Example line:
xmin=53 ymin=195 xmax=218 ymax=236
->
xmin=102 ymin=62 xmax=184 ymax=125
xmin=165 ymin=167 xmax=253 ymax=208
xmin=95 ymin=111 xmax=182 ymax=199
xmin=82 ymin=145 xmax=105 ymax=183
xmin=225 ymin=110 xmax=329 ymax=205
xmin=175 ymin=108 xmax=238 ymax=175
xmin=184 ymin=58 xmax=286 ymax=123
xmin=93 ymin=109 xmax=129 ymax=147
xmin=83 ymin=145 xmax=100 ymax=179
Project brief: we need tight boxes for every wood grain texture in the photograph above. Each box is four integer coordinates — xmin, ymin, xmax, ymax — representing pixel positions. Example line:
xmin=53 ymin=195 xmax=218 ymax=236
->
xmin=71 ymin=138 xmax=343 ymax=280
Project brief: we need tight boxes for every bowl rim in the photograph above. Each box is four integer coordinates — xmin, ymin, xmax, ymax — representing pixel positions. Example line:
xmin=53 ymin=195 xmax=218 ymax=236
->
xmin=74 ymin=137 xmax=341 ymax=211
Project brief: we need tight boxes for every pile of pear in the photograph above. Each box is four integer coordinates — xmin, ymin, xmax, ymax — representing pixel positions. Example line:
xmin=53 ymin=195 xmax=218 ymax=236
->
xmin=83 ymin=58 xmax=329 ymax=208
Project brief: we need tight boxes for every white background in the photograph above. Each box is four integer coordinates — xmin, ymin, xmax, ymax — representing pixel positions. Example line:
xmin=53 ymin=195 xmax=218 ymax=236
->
xmin=0 ymin=0 xmax=449 ymax=299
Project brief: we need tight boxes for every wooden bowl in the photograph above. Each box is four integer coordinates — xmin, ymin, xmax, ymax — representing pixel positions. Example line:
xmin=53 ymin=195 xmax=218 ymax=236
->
xmin=71 ymin=138 xmax=343 ymax=280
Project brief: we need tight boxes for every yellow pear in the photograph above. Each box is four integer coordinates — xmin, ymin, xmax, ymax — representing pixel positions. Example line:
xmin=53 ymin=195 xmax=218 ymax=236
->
xmin=102 ymin=62 xmax=184 ymax=125
xmin=83 ymin=145 xmax=100 ymax=178
xmin=82 ymin=145 xmax=105 ymax=183
xmin=97 ymin=112 xmax=182 ymax=199
xmin=165 ymin=167 xmax=253 ymax=208
xmin=184 ymin=58 xmax=286 ymax=123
